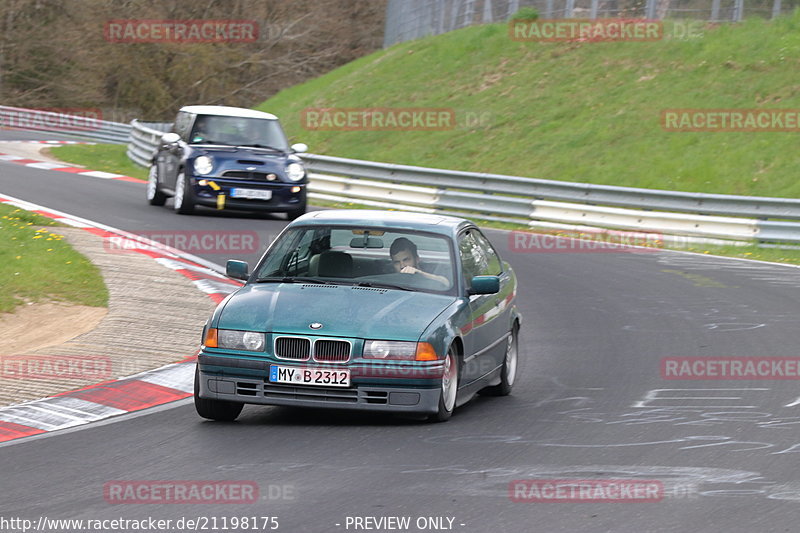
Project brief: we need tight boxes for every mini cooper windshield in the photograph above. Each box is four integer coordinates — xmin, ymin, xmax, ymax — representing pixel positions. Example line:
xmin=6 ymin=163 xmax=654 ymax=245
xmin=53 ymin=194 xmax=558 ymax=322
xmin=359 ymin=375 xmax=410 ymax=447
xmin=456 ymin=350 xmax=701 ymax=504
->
xmin=254 ymin=226 xmax=457 ymax=294
xmin=190 ymin=114 xmax=290 ymax=150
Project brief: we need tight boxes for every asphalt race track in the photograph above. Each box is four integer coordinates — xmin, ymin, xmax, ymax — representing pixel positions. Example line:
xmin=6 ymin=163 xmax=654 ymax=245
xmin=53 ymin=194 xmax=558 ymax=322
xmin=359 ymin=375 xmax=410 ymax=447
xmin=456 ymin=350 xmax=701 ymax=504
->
xmin=3 ymin=131 xmax=800 ymax=532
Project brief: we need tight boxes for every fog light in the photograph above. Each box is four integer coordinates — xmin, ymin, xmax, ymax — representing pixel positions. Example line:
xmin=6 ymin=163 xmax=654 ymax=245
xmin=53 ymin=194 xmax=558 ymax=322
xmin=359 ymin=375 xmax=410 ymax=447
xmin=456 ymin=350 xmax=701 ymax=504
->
xmin=291 ymin=186 xmax=301 ymax=193
xmin=198 ymin=179 xmax=208 ymax=186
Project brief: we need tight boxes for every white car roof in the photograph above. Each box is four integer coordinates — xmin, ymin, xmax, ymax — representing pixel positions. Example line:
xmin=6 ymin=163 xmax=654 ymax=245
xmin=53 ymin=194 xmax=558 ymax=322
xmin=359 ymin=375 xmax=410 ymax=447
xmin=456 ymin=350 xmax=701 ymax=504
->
xmin=179 ymin=105 xmax=278 ymax=120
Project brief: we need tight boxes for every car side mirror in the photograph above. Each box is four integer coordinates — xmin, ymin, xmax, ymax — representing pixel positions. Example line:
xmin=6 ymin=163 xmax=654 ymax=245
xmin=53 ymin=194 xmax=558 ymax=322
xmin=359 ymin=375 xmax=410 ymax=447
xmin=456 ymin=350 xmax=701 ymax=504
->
xmin=226 ymin=260 xmax=249 ymax=281
xmin=291 ymin=143 xmax=308 ymax=154
xmin=161 ymin=132 xmax=180 ymax=145
xmin=469 ymin=275 xmax=500 ymax=295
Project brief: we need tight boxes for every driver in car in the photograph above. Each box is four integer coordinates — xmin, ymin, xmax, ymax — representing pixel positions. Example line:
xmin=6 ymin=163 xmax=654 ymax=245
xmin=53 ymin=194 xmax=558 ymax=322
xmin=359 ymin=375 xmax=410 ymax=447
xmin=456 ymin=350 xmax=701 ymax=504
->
xmin=390 ymin=237 xmax=449 ymax=287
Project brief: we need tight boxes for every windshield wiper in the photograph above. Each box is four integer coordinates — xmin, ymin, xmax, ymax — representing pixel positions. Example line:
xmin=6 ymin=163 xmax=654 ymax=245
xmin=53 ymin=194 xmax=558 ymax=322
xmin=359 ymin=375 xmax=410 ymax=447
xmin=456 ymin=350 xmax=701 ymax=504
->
xmin=237 ymin=143 xmax=285 ymax=152
xmin=354 ymin=281 xmax=412 ymax=291
xmin=254 ymin=276 xmax=328 ymax=284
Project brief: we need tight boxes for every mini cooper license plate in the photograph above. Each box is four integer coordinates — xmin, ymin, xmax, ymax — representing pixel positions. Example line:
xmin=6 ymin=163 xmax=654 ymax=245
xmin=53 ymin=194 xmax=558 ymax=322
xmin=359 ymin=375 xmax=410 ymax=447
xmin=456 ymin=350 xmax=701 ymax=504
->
xmin=231 ymin=188 xmax=272 ymax=200
xmin=269 ymin=365 xmax=350 ymax=387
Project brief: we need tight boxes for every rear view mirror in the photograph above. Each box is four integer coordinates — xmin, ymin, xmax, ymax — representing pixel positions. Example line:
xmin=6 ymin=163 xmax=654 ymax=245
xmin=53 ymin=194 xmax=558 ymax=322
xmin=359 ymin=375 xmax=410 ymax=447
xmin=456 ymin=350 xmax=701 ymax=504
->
xmin=226 ymin=260 xmax=249 ymax=280
xmin=349 ymin=237 xmax=384 ymax=248
xmin=161 ymin=132 xmax=180 ymax=144
xmin=469 ymin=275 xmax=500 ymax=295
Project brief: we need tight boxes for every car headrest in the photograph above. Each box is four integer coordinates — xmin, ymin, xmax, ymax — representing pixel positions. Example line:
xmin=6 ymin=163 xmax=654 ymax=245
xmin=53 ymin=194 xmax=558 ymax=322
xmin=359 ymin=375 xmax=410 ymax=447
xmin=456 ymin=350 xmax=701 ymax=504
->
xmin=317 ymin=251 xmax=353 ymax=278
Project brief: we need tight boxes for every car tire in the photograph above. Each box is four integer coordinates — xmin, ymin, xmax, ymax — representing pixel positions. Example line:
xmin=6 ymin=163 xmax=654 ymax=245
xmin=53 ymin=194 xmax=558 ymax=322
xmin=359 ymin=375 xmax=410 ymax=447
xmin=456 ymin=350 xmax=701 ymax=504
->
xmin=173 ymin=171 xmax=195 ymax=215
xmin=429 ymin=344 xmax=460 ymax=422
xmin=146 ymin=164 xmax=167 ymax=206
xmin=286 ymin=202 xmax=307 ymax=221
xmin=479 ymin=324 xmax=519 ymax=397
xmin=193 ymin=366 xmax=243 ymax=422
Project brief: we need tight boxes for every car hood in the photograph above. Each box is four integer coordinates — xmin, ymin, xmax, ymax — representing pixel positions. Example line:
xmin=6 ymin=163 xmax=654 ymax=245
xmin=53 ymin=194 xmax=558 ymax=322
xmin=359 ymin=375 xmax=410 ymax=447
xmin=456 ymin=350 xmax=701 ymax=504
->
xmin=191 ymin=145 xmax=288 ymax=158
xmin=216 ymin=283 xmax=456 ymax=339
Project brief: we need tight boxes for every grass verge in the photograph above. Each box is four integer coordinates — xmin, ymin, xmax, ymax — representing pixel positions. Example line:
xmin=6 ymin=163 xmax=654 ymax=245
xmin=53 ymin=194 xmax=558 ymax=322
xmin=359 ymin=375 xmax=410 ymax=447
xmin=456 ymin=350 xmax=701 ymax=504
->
xmin=49 ymin=144 xmax=148 ymax=180
xmin=0 ymin=203 xmax=109 ymax=313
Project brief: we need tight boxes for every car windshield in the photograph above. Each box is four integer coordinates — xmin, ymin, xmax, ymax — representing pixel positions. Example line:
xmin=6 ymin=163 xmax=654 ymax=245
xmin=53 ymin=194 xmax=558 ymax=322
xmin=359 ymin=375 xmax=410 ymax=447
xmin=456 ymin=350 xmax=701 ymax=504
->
xmin=189 ymin=114 xmax=289 ymax=149
xmin=254 ymin=226 xmax=456 ymax=294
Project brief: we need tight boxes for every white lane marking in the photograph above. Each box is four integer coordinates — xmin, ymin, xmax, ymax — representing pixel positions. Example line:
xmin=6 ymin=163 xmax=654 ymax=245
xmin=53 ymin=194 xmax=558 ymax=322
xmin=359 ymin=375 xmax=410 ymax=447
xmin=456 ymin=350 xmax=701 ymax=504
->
xmin=193 ymin=279 xmax=240 ymax=295
xmin=633 ymin=388 xmax=770 ymax=408
xmin=25 ymin=162 xmax=71 ymax=170
xmin=78 ymin=170 xmax=124 ymax=179
xmin=0 ymin=410 xmax=60 ymax=430
xmin=30 ymin=396 xmax=126 ymax=418
xmin=138 ymin=363 xmax=195 ymax=394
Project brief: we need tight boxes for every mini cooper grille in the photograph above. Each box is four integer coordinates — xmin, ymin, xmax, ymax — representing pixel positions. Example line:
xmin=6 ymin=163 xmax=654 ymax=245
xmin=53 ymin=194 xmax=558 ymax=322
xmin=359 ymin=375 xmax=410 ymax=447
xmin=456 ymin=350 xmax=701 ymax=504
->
xmin=314 ymin=340 xmax=351 ymax=362
xmin=222 ymin=170 xmax=276 ymax=181
xmin=275 ymin=337 xmax=310 ymax=360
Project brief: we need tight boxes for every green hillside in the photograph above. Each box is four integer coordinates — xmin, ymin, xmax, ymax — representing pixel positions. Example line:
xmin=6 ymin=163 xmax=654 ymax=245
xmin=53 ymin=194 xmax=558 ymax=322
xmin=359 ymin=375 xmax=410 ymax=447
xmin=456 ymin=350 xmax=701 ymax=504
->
xmin=258 ymin=14 xmax=800 ymax=198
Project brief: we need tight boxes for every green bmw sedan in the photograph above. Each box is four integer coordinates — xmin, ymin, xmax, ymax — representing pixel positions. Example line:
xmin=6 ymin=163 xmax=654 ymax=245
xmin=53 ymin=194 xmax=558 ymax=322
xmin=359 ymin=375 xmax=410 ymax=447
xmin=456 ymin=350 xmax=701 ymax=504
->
xmin=195 ymin=210 xmax=522 ymax=422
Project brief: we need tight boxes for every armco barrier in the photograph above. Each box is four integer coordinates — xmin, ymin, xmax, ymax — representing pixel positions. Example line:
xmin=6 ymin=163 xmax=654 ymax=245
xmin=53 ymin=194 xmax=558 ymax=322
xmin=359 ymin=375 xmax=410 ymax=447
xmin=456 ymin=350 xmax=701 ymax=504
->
xmin=128 ymin=114 xmax=800 ymax=245
xmin=0 ymin=105 xmax=131 ymax=144
xmin=127 ymin=120 xmax=171 ymax=167
xmin=301 ymin=154 xmax=800 ymax=244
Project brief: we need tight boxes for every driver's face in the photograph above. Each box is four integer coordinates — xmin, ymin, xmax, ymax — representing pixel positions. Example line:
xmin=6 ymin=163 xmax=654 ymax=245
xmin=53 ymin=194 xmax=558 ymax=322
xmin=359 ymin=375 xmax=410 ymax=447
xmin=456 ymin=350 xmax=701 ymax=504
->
xmin=391 ymin=250 xmax=417 ymax=272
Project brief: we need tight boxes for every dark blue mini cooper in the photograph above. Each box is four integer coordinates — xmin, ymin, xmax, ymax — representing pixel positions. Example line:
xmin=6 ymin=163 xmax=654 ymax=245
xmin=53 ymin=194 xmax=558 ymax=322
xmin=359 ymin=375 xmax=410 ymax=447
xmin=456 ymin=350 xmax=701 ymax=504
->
xmin=146 ymin=105 xmax=308 ymax=219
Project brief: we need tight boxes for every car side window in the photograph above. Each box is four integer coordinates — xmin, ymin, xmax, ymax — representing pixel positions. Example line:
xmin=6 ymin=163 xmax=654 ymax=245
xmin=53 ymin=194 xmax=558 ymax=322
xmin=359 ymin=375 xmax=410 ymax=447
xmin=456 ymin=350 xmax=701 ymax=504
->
xmin=459 ymin=231 xmax=487 ymax=288
xmin=173 ymin=112 xmax=193 ymax=142
xmin=472 ymin=230 xmax=502 ymax=276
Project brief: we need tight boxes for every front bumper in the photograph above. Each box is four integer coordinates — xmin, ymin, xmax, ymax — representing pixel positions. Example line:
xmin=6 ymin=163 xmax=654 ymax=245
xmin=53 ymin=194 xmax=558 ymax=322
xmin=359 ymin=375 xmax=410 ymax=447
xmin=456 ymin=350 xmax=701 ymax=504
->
xmin=197 ymin=354 xmax=443 ymax=414
xmin=190 ymin=177 xmax=306 ymax=212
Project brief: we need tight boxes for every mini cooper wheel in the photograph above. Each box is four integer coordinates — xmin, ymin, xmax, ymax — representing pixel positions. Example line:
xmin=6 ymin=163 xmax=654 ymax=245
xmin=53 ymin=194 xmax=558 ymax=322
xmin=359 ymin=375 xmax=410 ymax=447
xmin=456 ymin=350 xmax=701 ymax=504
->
xmin=430 ymin=344 xmax=459 ymax=422
xmin=193 ymin=366 xmax=243 ymax=421
xmin=173 ymin=171 xmax=195 ymax=215
xmin=480 ymin=324 xmax=519 ymax=397
xmin=146 ymin=164 xmax=167 ymax=206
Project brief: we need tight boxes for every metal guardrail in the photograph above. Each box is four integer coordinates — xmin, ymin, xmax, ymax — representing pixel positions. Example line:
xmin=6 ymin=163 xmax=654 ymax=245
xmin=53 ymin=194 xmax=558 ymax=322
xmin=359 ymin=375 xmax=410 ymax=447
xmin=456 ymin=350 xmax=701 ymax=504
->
xmin=127 ymin=120 xmax=171 ymax=167
xmin=125 ymin=118 xmax=800 ymax=244
xmin=301 ymin=154 xmax=800 ymax=244
xmin=0 ymin=106 xmax=131 ymax=144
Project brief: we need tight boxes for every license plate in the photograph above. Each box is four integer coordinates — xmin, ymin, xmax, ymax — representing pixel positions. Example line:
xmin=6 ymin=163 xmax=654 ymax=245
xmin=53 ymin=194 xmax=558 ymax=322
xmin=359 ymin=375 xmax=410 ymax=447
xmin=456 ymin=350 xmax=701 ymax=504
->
xmin=231 ymin=188 xmax=272 ymax=200
xmin=269 ymin=365 xmax=350 ymax=387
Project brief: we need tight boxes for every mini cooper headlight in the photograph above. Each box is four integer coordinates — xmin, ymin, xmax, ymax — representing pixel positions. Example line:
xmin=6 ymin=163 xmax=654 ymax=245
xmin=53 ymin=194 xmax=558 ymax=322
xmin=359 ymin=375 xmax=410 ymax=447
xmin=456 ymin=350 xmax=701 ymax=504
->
xmin=363 ymin=340 xmax=437 ymax=361
xmin=286 ymin=162 xmax=305 ymax=182
xmin=194 ymin=155 xmax=214 ymax=175
xmin=215 ymin=329 xmax=265 ymax=352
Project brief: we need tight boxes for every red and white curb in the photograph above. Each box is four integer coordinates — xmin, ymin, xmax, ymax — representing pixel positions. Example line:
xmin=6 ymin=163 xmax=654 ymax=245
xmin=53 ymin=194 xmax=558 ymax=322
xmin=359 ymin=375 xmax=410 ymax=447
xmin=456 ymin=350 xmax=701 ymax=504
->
xmin=0 ymin=192 xmax=244 ymax=444
xmin=0 ymin=149 xmax=141 ymax=183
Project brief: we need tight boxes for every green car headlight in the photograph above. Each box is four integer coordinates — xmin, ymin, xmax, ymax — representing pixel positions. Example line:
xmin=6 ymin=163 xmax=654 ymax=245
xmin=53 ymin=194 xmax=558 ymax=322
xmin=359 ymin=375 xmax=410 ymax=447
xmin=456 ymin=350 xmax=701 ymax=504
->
xmin=363 ymin=340 xmax=436 ymax=361
xmin=194 ymin=155 xmax=214 ymax=175
xmin=217 ymin=329 xmax=265 ymax=352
